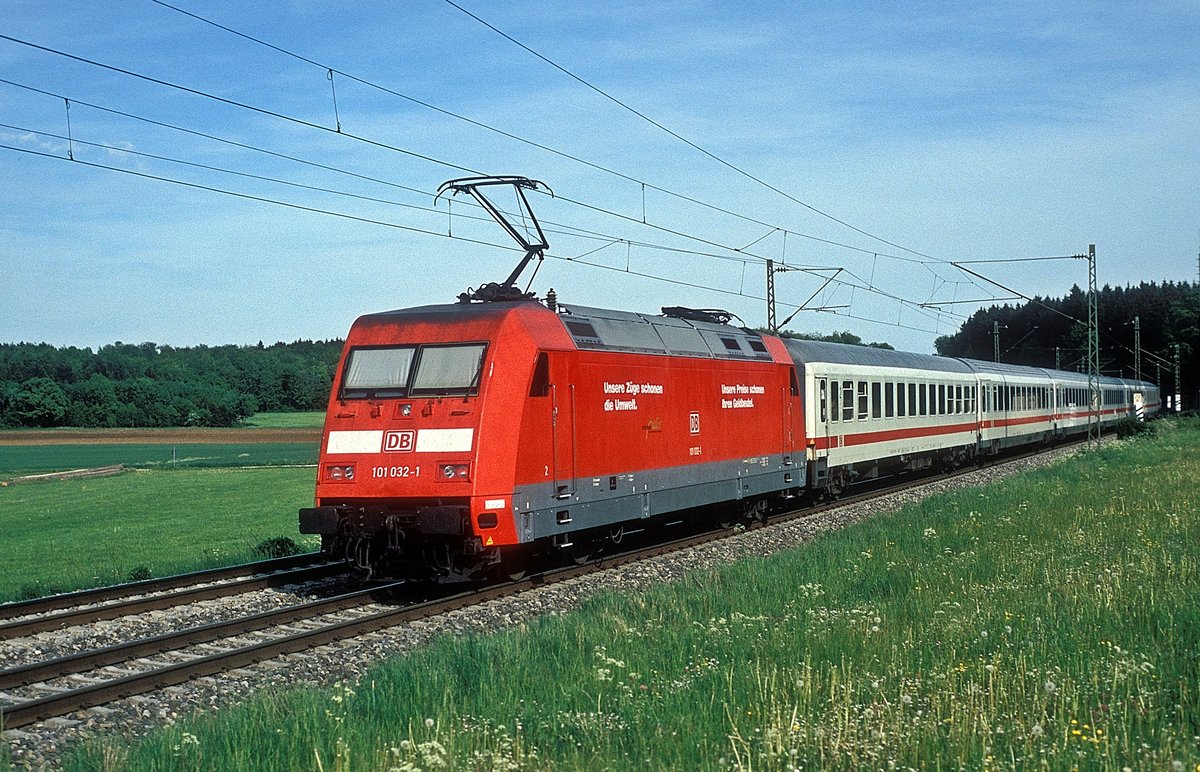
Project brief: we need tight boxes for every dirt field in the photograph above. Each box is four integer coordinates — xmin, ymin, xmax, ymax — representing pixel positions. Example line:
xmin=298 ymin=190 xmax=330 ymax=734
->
xmin=0 ymin=428 xmax=321 ymax=446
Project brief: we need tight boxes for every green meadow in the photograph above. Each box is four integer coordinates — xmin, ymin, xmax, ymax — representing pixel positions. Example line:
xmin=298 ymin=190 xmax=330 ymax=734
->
xmin=64 ymin=419 xmax=1198 ymax=770
xmin=241 ymin=411 xmax=326 ymax=429
xmin=0 ymin=466 xmax=319 ymax=602
xmin=0 ymin=442 xmax=318 ymax=478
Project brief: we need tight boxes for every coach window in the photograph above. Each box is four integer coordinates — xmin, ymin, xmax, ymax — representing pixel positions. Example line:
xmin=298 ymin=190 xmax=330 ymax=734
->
xmin=885 ymin=382 xmax=895 ymax=418
xmin=955 ymin=385 xmax=963 ymax=414
xmin=820 ymin=380 xmax=829 ymax=422
xmin=896 ymin=381 xmax=906 ymax=417
xmin=936 ymin=384 xmax=945 ymax=415
xmin=842 ymin=381 xmax=855 ymax=422
xmin=828 ymin=381 xmax=838 ymax=422
xmin=857 ymin=381 xmax=869 ymax=420
xmin=872 ymin=382 xmax=882 ymax=419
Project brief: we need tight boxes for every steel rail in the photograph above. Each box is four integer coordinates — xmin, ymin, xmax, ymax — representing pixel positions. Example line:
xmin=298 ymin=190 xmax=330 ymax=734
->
xmin=0 ymin=583 xmax=410 ymax=690
xmin=0 ymin=562 xmax=345 ymax=640
xmin=0 ymin=552 xmax=328 ymax=621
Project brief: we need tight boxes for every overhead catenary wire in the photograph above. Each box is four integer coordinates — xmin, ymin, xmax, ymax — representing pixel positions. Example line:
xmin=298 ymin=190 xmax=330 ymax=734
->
xmin=147 ymin=0 xmax=944 ymax=269
xmin=0 ymin=79 xmax=836 ymax=268
xmin=0 ymin=28 xmax=1007 ymax=334
xmin=0 ymin=33 xmax=486 ymax=177
xmin=150 ymin=0 xmax=1026 ymax=331
xmin=2 ymin=74 xmax=970 ymax=330
xmin=0 ymin=141 xmax=804 ymax=314
xmin=440 ymin=0 xmax=942 ymax=263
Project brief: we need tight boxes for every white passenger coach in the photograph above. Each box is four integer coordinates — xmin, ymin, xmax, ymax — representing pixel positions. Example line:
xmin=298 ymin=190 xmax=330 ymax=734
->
xmin=782 ymin=339 xmax=1160 ymax=493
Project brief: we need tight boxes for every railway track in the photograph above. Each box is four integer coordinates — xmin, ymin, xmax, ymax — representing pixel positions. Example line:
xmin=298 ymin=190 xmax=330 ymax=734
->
xmin=0 ymin=553 xmax=341 ymax=639
xmin=0 ymin=441 xmax=1085 ymax=731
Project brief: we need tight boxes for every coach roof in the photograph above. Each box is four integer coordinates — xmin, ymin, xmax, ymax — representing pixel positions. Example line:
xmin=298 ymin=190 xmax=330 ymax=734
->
xmin=782 ymin=338 xmax=973 ymax=374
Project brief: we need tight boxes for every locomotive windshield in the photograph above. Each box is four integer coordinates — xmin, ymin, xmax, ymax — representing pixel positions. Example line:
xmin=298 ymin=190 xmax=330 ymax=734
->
xmin=340 ymin=343 xmax=486 ymax=399
xmin=410 ymin=343 xmax=487 ymax=396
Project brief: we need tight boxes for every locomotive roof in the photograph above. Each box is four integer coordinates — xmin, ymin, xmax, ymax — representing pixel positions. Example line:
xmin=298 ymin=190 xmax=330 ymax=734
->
xmin=781 ymin=338 xmax=973 ymax=373
xmin=358 ymin=301 xmax=540 ymax=323
xmin=556 ymin=303 xmax=774 ymax=361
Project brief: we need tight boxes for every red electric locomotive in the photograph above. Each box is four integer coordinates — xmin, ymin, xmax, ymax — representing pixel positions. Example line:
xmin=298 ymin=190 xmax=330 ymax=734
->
xmin=299 ymin=297 xmax=804 ymax=579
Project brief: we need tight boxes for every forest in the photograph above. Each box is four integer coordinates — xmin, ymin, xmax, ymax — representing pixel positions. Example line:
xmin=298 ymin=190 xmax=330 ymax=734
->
xmin=1 ymin=280 xmax=1194 ymax=428
xmin=933 ymin=280 xmax=1197 ymax=408
xmin=0 ymin=340 xmax=343 ymax=428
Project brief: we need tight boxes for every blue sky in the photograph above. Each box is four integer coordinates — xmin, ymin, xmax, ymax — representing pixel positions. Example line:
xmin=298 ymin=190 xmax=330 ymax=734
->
xmin=2 ymin=0 xmax=1198 ymax=354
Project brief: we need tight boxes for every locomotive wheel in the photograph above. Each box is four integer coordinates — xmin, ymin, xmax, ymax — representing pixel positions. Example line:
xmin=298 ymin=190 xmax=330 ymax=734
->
xmin=500 ymin=545 xmax=532 ymax=582
xmin=568 ymin=537 xmax=596 ymax=565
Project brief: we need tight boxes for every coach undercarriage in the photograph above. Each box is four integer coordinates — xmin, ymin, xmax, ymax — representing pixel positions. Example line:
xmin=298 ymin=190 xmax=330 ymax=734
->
xmin=820 ymin=443 xmax=978 ymax=495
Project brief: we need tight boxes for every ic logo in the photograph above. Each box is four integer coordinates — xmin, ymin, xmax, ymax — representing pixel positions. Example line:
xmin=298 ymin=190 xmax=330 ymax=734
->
xmin=384 ymin=430 xmax=416 ymax=453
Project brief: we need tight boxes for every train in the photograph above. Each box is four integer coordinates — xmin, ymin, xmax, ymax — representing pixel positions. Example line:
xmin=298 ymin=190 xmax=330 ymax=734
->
xmin=297 ymin=292 xmax=1159 ymax=581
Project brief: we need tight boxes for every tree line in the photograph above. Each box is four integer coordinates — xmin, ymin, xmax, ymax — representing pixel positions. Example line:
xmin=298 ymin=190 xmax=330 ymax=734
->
xmin=933 ymin=280 xmax=1198 ymax=409
xmin=0 ymin=340 xmax=343 ymax=428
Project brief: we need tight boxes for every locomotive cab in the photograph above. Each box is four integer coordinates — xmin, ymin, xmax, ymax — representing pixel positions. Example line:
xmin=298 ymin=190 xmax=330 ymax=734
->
xmin=300 ymin=301 xmax=572 ymax=580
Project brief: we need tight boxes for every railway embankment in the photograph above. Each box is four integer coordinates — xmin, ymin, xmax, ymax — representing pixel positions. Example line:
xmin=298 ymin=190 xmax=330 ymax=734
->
xmin=4 ymin=419 xmax=1195 ymax=770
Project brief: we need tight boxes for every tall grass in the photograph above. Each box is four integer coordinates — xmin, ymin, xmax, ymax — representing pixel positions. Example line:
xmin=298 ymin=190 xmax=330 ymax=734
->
xmin=68 ymin=420 xmax=1199 ymax=770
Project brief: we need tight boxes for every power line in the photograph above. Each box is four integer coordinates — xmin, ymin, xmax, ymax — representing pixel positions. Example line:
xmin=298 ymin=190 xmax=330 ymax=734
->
xmin=0 ymin=30 xmax=997 ymax=334
xmin=1 ymin=142 xmax=510 ymax=250
xmin=3 ymin=138 xmax=949 ymax=338
xmin=146 ymin=0 xmax=945 ymax=271
xmin=441 ymin=0 xmax=941 ymax=263
xmin=0 ymin=79 xmax=815 ymax=268
xmin=0 ymin=58 xmax=927 ymax=282
xmin=0 ymin=32 xmax=486 ymax=176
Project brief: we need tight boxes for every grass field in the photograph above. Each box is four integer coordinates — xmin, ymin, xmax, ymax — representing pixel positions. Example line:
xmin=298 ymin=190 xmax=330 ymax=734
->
xmin=0 ymin=466 xmax=319 ymax=601
xmin=0 ymin=442 xmax=318 ymax=477
xmin=61 ymin=420 xmax=1199 ymax=770
xmin=242 ymin=411 xmax=326 ymax=429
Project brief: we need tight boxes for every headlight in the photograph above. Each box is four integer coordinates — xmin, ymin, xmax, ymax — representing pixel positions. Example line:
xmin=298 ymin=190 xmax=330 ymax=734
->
xmin=326 ymin=464 xmax=356 ymax=482
xmin=438 ymin=462 xmax=470 ymax=481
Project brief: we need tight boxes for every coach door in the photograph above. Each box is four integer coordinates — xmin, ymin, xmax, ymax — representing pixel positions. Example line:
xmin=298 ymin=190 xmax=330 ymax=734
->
xmin=808 ymin=377 xmax=831 ymax=487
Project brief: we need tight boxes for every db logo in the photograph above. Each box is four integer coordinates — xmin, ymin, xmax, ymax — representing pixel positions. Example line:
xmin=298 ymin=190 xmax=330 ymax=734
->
xmin=383 ymin=430 xmax=416 ymax=453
